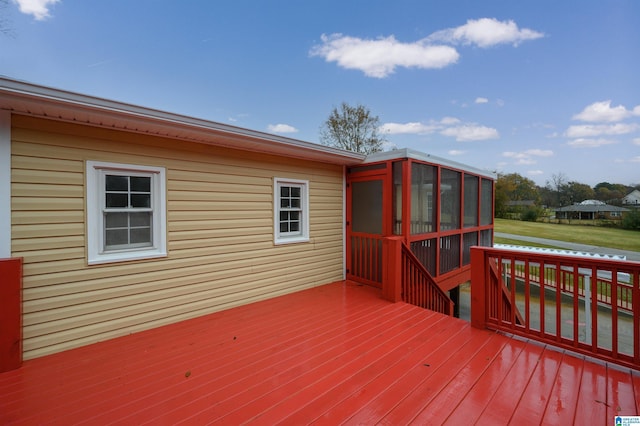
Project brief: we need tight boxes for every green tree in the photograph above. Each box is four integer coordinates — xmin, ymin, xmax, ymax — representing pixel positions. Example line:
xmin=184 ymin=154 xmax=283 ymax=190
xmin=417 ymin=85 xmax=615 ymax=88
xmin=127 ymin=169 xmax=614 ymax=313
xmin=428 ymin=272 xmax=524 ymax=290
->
xmin=495 ymin=173 xmax=540 ymax=218
xmin=565 ymin=181 xmax=595 ymax=203
xmin=622 ymin=209 xmax=640 ymax=231
xmin=594 ymin=182 xmax=629 ymax=203
xmin=545 ymin=172 xmax=568 ymax=207
xmin=320 ymin=103 xmax=385 ymax=154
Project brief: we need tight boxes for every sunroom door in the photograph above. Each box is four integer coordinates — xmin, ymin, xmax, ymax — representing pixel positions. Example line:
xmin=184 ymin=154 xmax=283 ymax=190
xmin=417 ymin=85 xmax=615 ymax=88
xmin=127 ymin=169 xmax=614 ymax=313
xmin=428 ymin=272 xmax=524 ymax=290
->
xmin=347 ymin=174 xmax=389 ymax=287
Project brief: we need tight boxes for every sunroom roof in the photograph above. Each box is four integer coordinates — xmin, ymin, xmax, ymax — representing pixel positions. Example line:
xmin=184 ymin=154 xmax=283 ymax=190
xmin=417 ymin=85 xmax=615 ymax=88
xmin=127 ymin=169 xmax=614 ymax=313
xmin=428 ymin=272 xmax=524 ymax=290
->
xmin=364 ymin=148 xmax=496 ymax=180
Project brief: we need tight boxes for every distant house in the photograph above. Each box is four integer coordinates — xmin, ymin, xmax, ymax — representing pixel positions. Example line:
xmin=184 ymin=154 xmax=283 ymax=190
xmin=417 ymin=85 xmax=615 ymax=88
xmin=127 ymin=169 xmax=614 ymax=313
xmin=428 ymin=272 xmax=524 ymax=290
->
xmin=622 ymin=189 xmax=640 ymax=207
xmin=555 ymin=199 xmax=629 ymax=220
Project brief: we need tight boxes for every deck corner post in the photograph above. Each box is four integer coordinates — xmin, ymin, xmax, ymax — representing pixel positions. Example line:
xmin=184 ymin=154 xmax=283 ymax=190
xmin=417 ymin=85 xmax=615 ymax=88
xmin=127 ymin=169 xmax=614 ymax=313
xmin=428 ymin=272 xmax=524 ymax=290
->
xmin=382 ymin=236 xmax=403 ymax=303
xmin=0 ymin=257 xmax=22 ymax=372
xmin=470 ymin=246 xmax=487 ymax=329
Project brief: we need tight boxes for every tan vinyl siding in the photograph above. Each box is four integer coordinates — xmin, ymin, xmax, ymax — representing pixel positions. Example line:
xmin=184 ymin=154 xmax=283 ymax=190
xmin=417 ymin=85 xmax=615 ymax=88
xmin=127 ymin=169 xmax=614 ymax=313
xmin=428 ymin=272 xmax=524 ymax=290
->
xmin=11 ymin=115 xmax=345 ymax=359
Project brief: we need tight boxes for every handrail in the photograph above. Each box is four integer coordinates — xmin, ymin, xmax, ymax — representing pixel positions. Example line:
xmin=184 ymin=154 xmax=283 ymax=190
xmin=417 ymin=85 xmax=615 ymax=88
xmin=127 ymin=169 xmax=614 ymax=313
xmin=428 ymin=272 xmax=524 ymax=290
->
xmin=487 ymin=257 xmax=525 ymax=326
xmin=400 ymin=241 xmax=454 ymax=315
xmin=381 ymin=236 xmax=454 ymax=316
xmin=471 ymin=246 xmax=640 ymax=370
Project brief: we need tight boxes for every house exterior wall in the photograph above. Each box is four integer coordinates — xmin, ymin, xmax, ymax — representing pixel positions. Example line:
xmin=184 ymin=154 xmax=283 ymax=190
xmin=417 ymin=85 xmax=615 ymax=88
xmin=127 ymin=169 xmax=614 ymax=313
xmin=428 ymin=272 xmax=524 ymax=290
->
xmin=11 ymin=115 xmax=345 ymax=360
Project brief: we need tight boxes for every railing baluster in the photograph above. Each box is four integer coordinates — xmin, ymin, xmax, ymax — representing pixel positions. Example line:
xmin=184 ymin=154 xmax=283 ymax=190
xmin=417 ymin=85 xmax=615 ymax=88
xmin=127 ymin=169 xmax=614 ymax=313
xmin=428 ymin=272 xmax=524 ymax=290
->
xmin=524 ymin=260 xmax=531 ymax=331
xmin=634 ymin=270 xmax=640 ymax=364
xmin=572 ymin=264 xmax=579 ymax=348
xmin=611 ymin=266 xmax=619 ymax=359
xmin=510 ymin=257 xmax=516 ymax=328
xmin=555 ymin=261 xmax=562 ymax=343
xmin=590 ymin=265 xmax=598 ymax=353
xmin=540 ymin=263 xmax=546 ymax=338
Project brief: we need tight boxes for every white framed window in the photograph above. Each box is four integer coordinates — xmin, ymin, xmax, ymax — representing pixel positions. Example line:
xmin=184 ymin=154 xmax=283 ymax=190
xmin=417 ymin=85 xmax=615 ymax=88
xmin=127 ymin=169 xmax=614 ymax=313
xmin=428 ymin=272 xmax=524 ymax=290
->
xmin=86 ymin=161 xmax=167 ymax=265
xmin=274 ymin=177 xmax=309 ymax=245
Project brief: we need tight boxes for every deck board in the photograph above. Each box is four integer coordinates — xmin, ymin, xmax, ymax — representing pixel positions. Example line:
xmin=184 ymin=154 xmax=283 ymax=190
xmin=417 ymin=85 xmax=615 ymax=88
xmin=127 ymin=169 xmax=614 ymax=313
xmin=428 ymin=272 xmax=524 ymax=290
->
xmin=1 ymin=280 xmax=639 ymax=425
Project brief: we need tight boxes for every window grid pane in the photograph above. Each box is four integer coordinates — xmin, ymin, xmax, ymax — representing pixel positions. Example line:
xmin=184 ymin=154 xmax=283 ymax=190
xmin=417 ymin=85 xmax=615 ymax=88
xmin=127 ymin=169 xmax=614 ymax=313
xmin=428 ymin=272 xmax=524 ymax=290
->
xmin=104 ymin=212 xmax=153 ymax=249
xmin=103 ymin=173 xmax=153 ymax=251
xmin=278 ymin=184 xmax=303 ymax=236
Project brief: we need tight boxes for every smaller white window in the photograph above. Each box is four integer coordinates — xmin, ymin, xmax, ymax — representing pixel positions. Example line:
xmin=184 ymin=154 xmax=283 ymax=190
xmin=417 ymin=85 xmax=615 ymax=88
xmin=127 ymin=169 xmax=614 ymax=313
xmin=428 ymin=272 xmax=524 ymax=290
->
xmin=274 ymin=178 xmax=309 ymax=245
xmin=86 ymin=161 xmax=167 ymax=264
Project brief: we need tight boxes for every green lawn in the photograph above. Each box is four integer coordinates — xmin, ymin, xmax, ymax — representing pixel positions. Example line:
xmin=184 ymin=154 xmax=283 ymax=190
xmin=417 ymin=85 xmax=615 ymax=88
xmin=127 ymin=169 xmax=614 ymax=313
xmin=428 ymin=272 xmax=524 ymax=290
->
xmin=494 ymin=218 xmax=640 ymax=252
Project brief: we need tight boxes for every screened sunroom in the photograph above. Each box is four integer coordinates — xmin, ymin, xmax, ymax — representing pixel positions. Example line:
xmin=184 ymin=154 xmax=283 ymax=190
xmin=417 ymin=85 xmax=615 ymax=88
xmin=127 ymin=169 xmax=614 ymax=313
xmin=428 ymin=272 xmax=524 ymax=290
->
xmin=346 ymin=148 xmax=495 ymax=298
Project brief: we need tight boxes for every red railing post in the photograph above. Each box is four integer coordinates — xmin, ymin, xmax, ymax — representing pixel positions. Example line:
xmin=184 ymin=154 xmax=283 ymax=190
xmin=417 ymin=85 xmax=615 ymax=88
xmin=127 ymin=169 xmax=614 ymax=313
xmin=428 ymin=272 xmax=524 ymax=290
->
xmin=382 ymin=237 xmax=403 ymax=303
xmin=0 ymin=257 xmax=22 ymax=372
xmin=470 ymin=246 xmax=487 ymax=329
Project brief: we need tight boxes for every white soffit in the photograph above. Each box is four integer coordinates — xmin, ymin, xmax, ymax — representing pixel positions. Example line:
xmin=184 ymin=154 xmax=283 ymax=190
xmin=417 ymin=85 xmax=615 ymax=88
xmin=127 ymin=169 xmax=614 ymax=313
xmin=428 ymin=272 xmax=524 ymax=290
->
xmin=0 ymin=77 xmax=365 ymax=166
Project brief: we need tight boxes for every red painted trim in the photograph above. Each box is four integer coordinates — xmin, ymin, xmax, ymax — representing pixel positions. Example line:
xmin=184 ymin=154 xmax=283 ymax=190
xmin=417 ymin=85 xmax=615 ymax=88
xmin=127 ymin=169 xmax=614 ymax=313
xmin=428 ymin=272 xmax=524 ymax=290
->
xmin=0 ymin=257 xmax=22 ymax=372
xmin=401 ymin=159 xmax=411 ymax=242
xmin=470 ymin=247 xmax=486 ymax=329
xmin=382 ymin=237 xmax=403 ymax=302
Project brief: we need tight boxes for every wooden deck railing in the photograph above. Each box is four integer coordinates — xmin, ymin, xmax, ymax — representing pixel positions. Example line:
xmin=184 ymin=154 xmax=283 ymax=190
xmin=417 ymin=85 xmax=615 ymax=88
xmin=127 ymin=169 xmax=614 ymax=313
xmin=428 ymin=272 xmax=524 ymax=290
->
xmin=348 ymin=234 xmax=383 ymax=286
xmin=382 ymin=237 xmax=454 ymax=316
xmin=471 ymin=246 xmax=640 ymax=370
xmin=507 ymin=262 xmax=633 ymax=312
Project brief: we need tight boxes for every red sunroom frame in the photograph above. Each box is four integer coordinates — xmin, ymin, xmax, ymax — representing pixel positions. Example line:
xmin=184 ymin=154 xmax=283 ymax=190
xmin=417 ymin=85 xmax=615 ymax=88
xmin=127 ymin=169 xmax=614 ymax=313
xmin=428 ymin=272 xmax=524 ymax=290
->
xmin=346 ymin=149 xmax=495 ymax=291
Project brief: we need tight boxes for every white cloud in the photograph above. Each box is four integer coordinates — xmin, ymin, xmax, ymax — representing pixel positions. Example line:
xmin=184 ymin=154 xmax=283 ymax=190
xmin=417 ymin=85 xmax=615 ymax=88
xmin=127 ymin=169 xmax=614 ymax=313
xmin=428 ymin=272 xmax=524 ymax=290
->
xmin=567 ymin=138 xmax=616 ymax=148
xmin=380 ymin=122 xmax=438 ymax=135
xmin=267 ymin=123 xmax=298 ymax=134
xmin=496 ymin=99 xmax=505 ymax=107
xmin=527 ymin=170 xmax=544 ymax=176
xmin=441 ymin=124 xmax=499 ymax=141
xmin=426 ymin=18 xmax=544 ymax=48
xmin=13 ymin=0 xmax=59 ymax=20
xmin=503 ymin=149 xmax=553 ymax=165
xmin=448 ymin=150 xmax=466 ymax=156
xmin=310 ymin=33 xmax=459 ymax=78
xmin=440 ymin=116 xmax=461 ymax=125
xmin=380 ymin=117 xmax=497 ymax=141
xmin=523 ymin=149 xmax=553 ymax=157
xmin=633 ymin=138 xmax=640 ymax=146
xmin=475 ymin=97 xmax=489 ymax=104
xmin=572 ymin=100 xmax=640 ymax=122
xmin=565 ymin=123 xmax=639 ymax=138
xmin=632 ymin=156 xmax=640 ymax=163
xmin=380 ymin=117 xmax=460 ymax=135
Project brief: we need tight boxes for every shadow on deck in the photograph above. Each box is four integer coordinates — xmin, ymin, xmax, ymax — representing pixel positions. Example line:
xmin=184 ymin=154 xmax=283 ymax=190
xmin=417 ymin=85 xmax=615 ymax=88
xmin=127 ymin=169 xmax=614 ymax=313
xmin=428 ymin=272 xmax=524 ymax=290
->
xmin=1 ymin=281 xmax=639 ymax=424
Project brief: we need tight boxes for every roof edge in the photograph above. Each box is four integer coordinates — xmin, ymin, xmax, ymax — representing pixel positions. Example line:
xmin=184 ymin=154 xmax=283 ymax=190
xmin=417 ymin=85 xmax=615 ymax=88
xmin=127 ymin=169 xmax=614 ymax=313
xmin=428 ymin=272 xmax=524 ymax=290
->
xmin=364 ymin=148 xmax=496 ymax=179
xmin=0 ymin=77 xmax=366 ymax=165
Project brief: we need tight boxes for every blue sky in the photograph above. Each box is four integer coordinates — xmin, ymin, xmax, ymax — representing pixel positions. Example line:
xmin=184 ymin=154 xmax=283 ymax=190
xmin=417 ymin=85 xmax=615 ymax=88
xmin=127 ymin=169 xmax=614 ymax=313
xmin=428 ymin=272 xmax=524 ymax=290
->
xmin=1 ymin=0 xmax=639 ymax=187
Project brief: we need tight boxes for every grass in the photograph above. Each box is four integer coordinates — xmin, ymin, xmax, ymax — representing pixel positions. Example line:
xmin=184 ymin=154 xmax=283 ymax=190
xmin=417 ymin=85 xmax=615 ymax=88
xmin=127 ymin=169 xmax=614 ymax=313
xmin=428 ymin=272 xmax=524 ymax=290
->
xmin=494 ymin=218 xmax=640 ymax=252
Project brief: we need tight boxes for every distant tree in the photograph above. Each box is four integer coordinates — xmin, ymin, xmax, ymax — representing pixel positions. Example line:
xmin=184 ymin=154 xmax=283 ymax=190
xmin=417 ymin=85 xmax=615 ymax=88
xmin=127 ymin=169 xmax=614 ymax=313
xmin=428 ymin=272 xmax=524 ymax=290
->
xmin=320 ymin=102 xmax=385 ymax=154
xmin=622 ymin=209 xmax=640 ymax=231
xmin=538 ymin=185 xmax=555 ymax=208
xmin=594 ymin=181 xmax=630 ymax=203
xmin=545 ymin=172 xmax=569 ymax=207
xmin=495 ymin=173 xmax=540 ymax=218
xmin=521 ymin=207 xmax=539 ymax=222
xmin=565 ymin=181 xmax=594 ymax=203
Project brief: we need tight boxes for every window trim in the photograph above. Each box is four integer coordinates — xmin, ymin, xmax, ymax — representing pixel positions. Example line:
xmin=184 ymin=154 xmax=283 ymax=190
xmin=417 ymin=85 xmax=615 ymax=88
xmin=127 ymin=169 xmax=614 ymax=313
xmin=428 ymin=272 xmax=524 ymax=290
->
xmin=86 ymin=161 xmax=167 ymax=265
xmin=274 ymin=177 xmax=309 ymax=245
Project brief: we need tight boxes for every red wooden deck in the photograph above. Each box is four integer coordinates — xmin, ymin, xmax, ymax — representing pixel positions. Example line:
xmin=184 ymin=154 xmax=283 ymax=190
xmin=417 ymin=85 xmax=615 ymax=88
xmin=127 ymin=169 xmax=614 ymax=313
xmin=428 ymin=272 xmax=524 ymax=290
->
xmin=1 ymin=281 xmax=639 ymax=425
